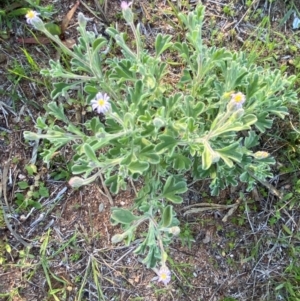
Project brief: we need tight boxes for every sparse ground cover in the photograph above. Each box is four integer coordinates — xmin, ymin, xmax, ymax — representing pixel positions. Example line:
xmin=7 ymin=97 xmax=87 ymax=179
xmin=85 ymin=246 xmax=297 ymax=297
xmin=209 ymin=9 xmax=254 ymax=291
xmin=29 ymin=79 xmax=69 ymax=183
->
xmin=0 ymin=0 xmax=300 ymax=300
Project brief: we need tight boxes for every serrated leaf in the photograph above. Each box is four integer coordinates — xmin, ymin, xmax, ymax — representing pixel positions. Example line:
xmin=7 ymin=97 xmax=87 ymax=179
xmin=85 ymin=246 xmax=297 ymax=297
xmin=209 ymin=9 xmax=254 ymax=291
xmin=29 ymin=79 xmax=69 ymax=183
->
xmin=47 ymin=102 xmax=68 ymax=123
xmin=246 ymin=74 xmax=259 ymax=99
xmin=216 ymin=141 xmax=243 ymax=167
xmin=90 ymin=117 xmax=103 ymax=133
xmin=139 ymin=145 xmax=160 ymax=164
xmin=240 ymin=171 xmax=249 ymax=182
xmin=129 ymin=80 xmax=144 ymax=105
xmin=244 ymin=131 xmax=259 ymax=148
xmin=234 ymin=71 xmax=248 ymax=86
xmin=193 ymin=101 xmax=205 ymax=116
xmin=179 ymin=69 xmax=192 ymax=83
xmin=155 ymin=33 xmax=172 ymax=56
xmin=120 ymin=153 xmax=133 ymax=165
xmin=162 ymin=205 xmax=173 ymax=227
xmin=36 ymin=116 xmax=47 ymax=130
xmin=51 ymin=82 xmax=76 ymax=99
xmin=114 ymin=60 xmax=135 ymax=80
xmin=187 ymin=117 xmax=197 ymax=132
xmin=92 ymin=37 xmax=107 ymax=51
xmin=255 ymin=113 xmax=273 ymax=133
xmin=111 ymin=209 xmax=138 ymax=224
xmin=240 ymin=114 xmax=257 ymax=127
xmin=67 ymin=125 xmax=84 ymax=138
xmin=72 ymin=164 xmax=92 ymax=174
xmin=83 ymin=143 xmax=98 ymax=161
xmin=155 ymin=135 xmax=177 ymax=154
xmin=168 ymin=154 xmax=192 ymax=171
xmin=141 ymin=124 xmax=155 ymax=136
xmin=105 ymin=175 xmax=120 ymax=194
xmin=128 ymin=161 xmax=149 ymax=175
xmin=174 ymin=42 xmax=190 ymax=60
xmin=162 ymin=175 xmax=187 ymax=204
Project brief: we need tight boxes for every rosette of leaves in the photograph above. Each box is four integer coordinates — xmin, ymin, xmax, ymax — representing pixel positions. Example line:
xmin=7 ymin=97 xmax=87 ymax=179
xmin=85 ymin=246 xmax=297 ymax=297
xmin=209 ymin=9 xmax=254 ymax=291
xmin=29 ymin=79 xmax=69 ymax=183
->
xmin=24 ymin=4 xmax=298 ymax=267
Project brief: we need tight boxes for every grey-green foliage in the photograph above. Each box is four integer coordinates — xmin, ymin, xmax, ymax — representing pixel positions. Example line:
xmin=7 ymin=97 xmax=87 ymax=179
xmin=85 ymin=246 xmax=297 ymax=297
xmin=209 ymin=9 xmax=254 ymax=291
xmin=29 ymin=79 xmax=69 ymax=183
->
xmin=24 ymin=4 xmax=297 ymax=268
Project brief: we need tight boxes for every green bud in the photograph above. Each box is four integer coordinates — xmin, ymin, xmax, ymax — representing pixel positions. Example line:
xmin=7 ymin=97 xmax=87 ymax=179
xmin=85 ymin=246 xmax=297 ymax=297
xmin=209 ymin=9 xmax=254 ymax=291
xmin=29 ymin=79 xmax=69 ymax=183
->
xmin=230 ymin=108 xmax=245 ymax=121
xmin=68 ymin=177 xmax=85 ymax=188
xmin=111 ymin=233 xmax=125 ymax=244
xmin=253 ymin=151 xmax=269 ymax=159
xmin=32 ymin=18 xmax=46 ymax=31
xmin=168 ymin=226 xmax=180 ymax=236
xmin=122 ymin=8 xmax=134 ymax=23
xmin=78 ymin=13 xmax=89 ymax=29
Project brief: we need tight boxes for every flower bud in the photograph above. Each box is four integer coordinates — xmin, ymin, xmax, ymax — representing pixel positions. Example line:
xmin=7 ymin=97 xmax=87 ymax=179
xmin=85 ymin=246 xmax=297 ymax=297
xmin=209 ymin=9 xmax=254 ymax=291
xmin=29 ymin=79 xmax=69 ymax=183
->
xmin=168 ymin=226 xmax=180 ymax=236
xmin=230 ymin=108 xmax=245 ymax=121
xmin=253 ymin=151 xmax=269 ymax=159
xmin=121 ymin=1 xmax=134 ymax=23
xmin=111 ymin=233 xmax=125 ymax=244
xmin=78 ymin=13 xmax=92 ymax=29
xmin=31 ymin=17 xmax=46 ymax=31
xmin=68 ymin=177 xmax=85 ymax=188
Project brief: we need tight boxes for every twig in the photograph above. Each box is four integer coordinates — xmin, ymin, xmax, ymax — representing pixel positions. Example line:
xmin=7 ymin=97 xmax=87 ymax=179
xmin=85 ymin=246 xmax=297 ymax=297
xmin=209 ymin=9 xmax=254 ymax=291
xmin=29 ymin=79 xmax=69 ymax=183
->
xmin=222 ymin=198 xmax=241 ymax=222
xmin=182 ymin=202 xmax=237 ymax=216
xmin=99 ymin=173 xmax=113 ymax=205
xmin=129 ymin=178 xmax=138 ymax=197
xmin=42 ymin=186 xmax=68 ymax=207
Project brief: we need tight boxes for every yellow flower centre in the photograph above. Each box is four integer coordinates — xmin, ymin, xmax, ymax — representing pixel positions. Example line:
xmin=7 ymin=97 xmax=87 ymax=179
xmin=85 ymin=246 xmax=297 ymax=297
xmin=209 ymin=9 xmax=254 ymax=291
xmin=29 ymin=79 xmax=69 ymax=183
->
xmin=160 ymin=273 xmax=167 ymax=280
xmin=27 ymin=11 xmax=35 ymax=18
xmin=233 ymin=94 xmax=243 ymax=103
xmin=97 ymin=99 xmax=105 ymax=106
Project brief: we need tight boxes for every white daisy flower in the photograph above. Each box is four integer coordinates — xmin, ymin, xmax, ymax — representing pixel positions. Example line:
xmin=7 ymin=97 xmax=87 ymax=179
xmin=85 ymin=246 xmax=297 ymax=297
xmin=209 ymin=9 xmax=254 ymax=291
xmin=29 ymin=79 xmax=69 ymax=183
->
xmin=91 ymin=92 xmax=111 ymax=114
xmin=157 ymin=265 xmax=171 ymax=285
xmin=25 ymin=10 xmax=40 ymax=25
xmin=230 ymin=92 xmax=246 ymax=109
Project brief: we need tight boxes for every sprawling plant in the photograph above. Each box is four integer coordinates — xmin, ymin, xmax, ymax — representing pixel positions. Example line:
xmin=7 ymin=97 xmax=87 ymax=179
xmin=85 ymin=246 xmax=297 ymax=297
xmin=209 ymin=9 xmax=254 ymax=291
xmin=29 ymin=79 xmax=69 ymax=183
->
xmin=24 ymin=3 xmax=297 ymax=279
